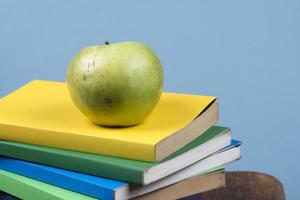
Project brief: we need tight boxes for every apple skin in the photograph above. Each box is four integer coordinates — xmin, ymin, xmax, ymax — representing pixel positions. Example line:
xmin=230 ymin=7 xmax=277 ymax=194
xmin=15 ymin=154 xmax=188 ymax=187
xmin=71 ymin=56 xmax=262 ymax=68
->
xmin=67 ymin=41 xmax=163 ymax=126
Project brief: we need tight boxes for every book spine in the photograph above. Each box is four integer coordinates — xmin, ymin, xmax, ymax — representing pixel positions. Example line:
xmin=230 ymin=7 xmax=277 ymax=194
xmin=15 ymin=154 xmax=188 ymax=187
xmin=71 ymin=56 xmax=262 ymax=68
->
xmin=0 ymin=123 xmax=155 ymax=162
xmin=0 ymin=141 xmax=145 ymax=184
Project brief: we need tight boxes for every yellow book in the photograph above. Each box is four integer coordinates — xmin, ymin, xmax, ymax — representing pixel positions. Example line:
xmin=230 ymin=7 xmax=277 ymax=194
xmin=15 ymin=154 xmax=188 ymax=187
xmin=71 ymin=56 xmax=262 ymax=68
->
xmin=0 ymin=80 xmax=217 ymax=162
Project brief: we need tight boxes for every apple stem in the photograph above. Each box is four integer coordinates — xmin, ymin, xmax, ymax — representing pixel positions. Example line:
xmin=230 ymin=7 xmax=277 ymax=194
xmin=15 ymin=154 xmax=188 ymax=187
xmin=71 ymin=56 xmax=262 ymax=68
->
xmin=104 ymin=40 xmax=110 ymax=45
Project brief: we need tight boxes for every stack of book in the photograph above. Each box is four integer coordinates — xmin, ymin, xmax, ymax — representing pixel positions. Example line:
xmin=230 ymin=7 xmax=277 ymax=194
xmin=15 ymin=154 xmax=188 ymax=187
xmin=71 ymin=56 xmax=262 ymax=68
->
xmin=0 ymin=80 xmax=241 ymax=200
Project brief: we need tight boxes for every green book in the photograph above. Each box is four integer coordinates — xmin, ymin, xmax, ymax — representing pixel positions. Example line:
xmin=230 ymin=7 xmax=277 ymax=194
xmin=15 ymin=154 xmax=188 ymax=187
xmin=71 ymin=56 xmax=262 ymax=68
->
xmin=0 ymin=169 xmax=96 ymax=200
xmin=0 ymin=126 xmax=231 ymax=184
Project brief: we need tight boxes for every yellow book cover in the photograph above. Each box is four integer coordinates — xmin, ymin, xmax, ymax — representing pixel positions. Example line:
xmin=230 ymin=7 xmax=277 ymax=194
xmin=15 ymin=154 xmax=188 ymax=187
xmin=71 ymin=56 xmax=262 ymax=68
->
xmin=0 ymin=80 xmax=217 ymax=162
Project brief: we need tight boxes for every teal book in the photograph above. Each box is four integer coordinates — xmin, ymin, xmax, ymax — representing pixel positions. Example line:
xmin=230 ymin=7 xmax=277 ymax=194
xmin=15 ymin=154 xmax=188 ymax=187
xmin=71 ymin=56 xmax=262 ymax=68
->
xmin=0 ymin=126 xmax=231 ymax=184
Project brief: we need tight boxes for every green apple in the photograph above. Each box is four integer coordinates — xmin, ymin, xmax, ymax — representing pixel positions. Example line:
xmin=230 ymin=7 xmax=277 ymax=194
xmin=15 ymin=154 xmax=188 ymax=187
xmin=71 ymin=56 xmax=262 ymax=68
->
xmin=67 ymin=41 xmax=163 ymax=126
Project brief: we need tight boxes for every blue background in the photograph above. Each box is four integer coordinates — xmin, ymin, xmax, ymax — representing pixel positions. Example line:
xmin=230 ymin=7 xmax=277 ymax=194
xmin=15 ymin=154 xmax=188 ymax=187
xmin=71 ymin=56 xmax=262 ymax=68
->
xmin=0 ymin=0 xmax=299 ymax=199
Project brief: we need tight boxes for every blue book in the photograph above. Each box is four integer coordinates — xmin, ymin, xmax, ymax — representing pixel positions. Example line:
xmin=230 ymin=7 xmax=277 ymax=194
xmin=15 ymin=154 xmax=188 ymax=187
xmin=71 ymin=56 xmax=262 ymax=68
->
xmin=0 ymin=140 xmax=241 ymax=200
